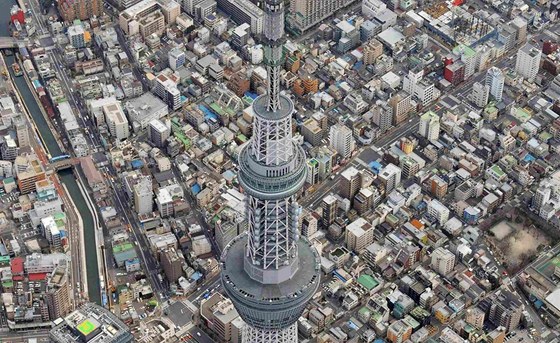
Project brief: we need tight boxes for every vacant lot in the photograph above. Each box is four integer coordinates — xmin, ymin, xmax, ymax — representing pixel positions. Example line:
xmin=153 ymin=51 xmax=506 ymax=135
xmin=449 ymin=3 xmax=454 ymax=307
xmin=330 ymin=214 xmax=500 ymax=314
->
xmin=489 ymin=220 xmax=551 ymax=272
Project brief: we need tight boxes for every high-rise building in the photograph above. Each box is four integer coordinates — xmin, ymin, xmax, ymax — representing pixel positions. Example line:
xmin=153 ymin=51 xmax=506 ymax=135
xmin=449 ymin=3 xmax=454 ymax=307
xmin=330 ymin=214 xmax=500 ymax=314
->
xmin=15 ymin=121 xmax=30 ymax=148
xmin=46 ymin=265 xmax=72 ymax=320
xmin=418 ymin=111 xmax=440 ymax=141
xmin=220 ymin=1 xmax=320 ymax=342
xmin=201 ymin=293 xmax=241 ymax=342
xmin=472 ymin=81 xmax=490 ymax=108
xmin=161 ymin=248 xmax=184 ymax=283
xmin=427 ymin=199 xmax=450 ymax=224
xmin=389 ymin=92 xmax=412 ymax=125
xmin=353 ymin=188 xmax=374 ymax=214
xmin=306 ymin=158 xmax=319 ymax=185
xmin=363 ymin=39 xmax=383 ymax=65
xmin=119 ymin=0 xmax=179 ymax=38
xmin=1 ymin=135 xmax=17 ymax=160
xmin=329 ymin=123 xmax=355 ymax=159
xmin=168 ymin=47 xmax=186 ymax=71
xmin=118 ymin=0 xmax=143 ymax=9
xmin=301 ymin=118 xmax=323 ymax=146
xmin=340 ymin=166 xmax=362 ymax=200
xmin=515 ymin=44 xmax=542 ymax=82
xmin=378 ymin=163 xmax=401 ymax=194
xmin=533 ymin=184 xmax=552 ymax=210
xmin=482 ymin=289 xmax=523 ymax=333
xmin=485 ymin=67 xmax=505 ymax=102
xmin=288 ymin=0 xmax=359 ymax=34
xmin=67 ymin=24 xmax=86 ymax=49
xmin=300 ymin=211 xmax=319 ymax=238
xmin=103 ymin=103 xmax=130 ymax=142
xmin=216 ymin=0 xmax=264 ymax=35
xmin=322 ymin=194 xmax=338 ymax=227
xmin=153 ymin=73 xmax=182 ymax=111
xmin=148 ymin=119 xmax=170 ymax=148
xmin=15 ymin=154 xmax=46 ymax=194
xmin=133 ymin=176 xmax=153 ymax=215
xmin=42 ymin=216 xmax=63 ymax=251
xmin=400 ymin=156 xmax=420 ymax=179
xmin=58 ymin=0 xmax=103 ymax=22
xmin=345 ymin=217 xmax=374 ymax=252
xmin=430 ymin=247 xmax=455 ymax=276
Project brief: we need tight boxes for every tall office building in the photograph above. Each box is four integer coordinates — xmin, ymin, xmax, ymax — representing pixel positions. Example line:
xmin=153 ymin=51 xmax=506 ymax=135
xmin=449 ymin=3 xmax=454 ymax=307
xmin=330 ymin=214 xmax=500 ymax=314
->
xmin=58 ymin=0 xmax=103 ymax=22
xmin=153 ymin=74 xmax=182 ymax=111
xmin=119 ymin=0 xmax=179 ymax=38
xmin=515 ymin=44 xmax=542 ymax=82
xmin=161 ymin=248 xmax=184 ymax=283
xmin=427 ymin=199 xmax=450 ymax=224
xmin=201 ymin=293 xmax=241 ymax=342
xmin=46 ymin=265 xmax=72 ymax=320
xmin=288 ymin=0 xmax=358 ymax=34
xmin=15 ymin=121 xmax=30 ymax=147
xmin=321 ymin=194 xmax=338 ymax=227
xmin=430 ymin=247 xmax=455 ymax=276
xmin=168 ymin=47 xmax=186 ymax=71
xmin=471 ymin=82 xmax=490 ymax=108
xmin=329 ymin=123 xmax=355 ymax=159
xmin=378 ymin=163 xmax=401 ymax=194
xmin=485 ymin=67 xmax=505 ymax=102
xmin=103 ymin=103 xmax=130 ymax=142
xmin=340 ymin=166 xmax=362 ymax=200
xmin=221 ymin=1 xmax=321 ymax=341
xmin=482 ymin=289 xmax=523 ymax=333
xmin=216 ymin=0 xmax=264 ymax=34
xmin=148 ymin=119 xmax=170 ymax=147
xmin=133 ymin=176 xmax=153 ymax=215
xmin=418 ymin=111 xmax=440 ymax=141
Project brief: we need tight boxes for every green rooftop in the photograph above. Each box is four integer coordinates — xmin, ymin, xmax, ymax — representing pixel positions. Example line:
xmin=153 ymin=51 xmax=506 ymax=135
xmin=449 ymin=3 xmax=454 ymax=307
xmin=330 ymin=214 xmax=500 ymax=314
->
xmin=490 ymin=165 xmax=505 ymax=177
xmin=551 ymin=255 xmax=560 ymax=267
xmin=358 ymin=306 xmax=371 ymax=317
xmin=113 ymin=243 xmax=134 ymax=254
xmin=76 ymin=319 xmax=98 ymax=336
xmin=357 ymin=274 xmax=379 ymax=291
xmin=453 ymin=44 xmax=476 ymax=58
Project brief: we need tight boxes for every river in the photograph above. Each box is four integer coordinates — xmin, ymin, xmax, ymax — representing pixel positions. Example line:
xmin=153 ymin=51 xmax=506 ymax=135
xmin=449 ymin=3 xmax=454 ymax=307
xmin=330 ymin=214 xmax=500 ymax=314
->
xmin=0 ymin=0 xmax=100 ymax=304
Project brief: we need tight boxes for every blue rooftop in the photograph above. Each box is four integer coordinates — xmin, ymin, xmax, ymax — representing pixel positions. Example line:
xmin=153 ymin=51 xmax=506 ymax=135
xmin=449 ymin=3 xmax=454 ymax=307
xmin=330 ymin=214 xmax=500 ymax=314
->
xmin=191 ymin=183 xmax=201 ymax=195
xmin=199 ymin=105 xmax=218 ymax=121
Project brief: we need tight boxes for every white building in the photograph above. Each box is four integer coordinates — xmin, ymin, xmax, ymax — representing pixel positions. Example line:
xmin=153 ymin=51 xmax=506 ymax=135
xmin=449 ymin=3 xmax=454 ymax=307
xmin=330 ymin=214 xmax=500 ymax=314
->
xmin=430 ymin=247 xmax=455 ymax=276
xmin=485 ymin=67 xmax=505 ymax=102
xmin=134 ymin=176 xmax=153 ymax=215
xmin=168 ymin=47 xmax=186 ymax=70
xmin=471 ymin=82 xmax=489 ymax=108
xmin=515 ymin=44 xmax=542 ymax=82
xmin=345 ymin=217 xmax=374 ymax=252
xmin=103 ymin=102 xmax=130 ymax=141
xmin=427 ymin=199 xmax=450 ymax=224
xmin=329 ymin=123 xmax=355 ymax=159
xmin=418 ymin=111 xmax=440 ymax=141
xmin=402 ymin=68 xmax=437 ymax=107
xmin=378 ymin=163 xmax=401 ymax=193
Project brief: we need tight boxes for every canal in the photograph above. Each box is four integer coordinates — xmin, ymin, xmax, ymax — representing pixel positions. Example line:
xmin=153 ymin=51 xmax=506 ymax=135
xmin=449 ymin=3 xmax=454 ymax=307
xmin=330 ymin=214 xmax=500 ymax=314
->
xmin=0 ymin=0 xmax=100 ymax=304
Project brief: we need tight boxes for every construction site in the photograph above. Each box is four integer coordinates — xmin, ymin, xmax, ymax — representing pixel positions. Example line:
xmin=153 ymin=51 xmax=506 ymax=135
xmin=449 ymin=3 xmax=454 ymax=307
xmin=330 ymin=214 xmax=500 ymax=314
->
xmin=418 ymin=0 xmax=496 ymax=47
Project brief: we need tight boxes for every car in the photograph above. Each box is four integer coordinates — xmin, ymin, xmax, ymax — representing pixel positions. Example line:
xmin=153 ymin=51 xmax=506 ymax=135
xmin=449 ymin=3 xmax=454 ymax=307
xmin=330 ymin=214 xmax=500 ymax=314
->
xmin=196 ymin=332 xmax=201 ymax=337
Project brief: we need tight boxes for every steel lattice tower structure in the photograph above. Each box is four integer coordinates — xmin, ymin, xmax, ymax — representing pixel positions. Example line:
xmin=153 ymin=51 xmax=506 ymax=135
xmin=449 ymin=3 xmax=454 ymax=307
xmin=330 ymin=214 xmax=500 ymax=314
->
xmin=220 ymin=0 xmax=320 ymax=342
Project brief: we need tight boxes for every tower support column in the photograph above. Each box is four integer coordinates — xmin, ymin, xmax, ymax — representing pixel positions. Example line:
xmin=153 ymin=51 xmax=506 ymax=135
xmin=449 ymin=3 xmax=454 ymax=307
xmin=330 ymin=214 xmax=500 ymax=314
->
xmin=242 ymin=322 xmax=298 ymax=343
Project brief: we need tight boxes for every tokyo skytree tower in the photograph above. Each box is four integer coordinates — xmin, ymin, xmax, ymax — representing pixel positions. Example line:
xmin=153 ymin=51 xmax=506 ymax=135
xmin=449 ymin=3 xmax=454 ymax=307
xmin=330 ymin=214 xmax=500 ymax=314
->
xmin=220 ymin=0 xmax=321 ymax=342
